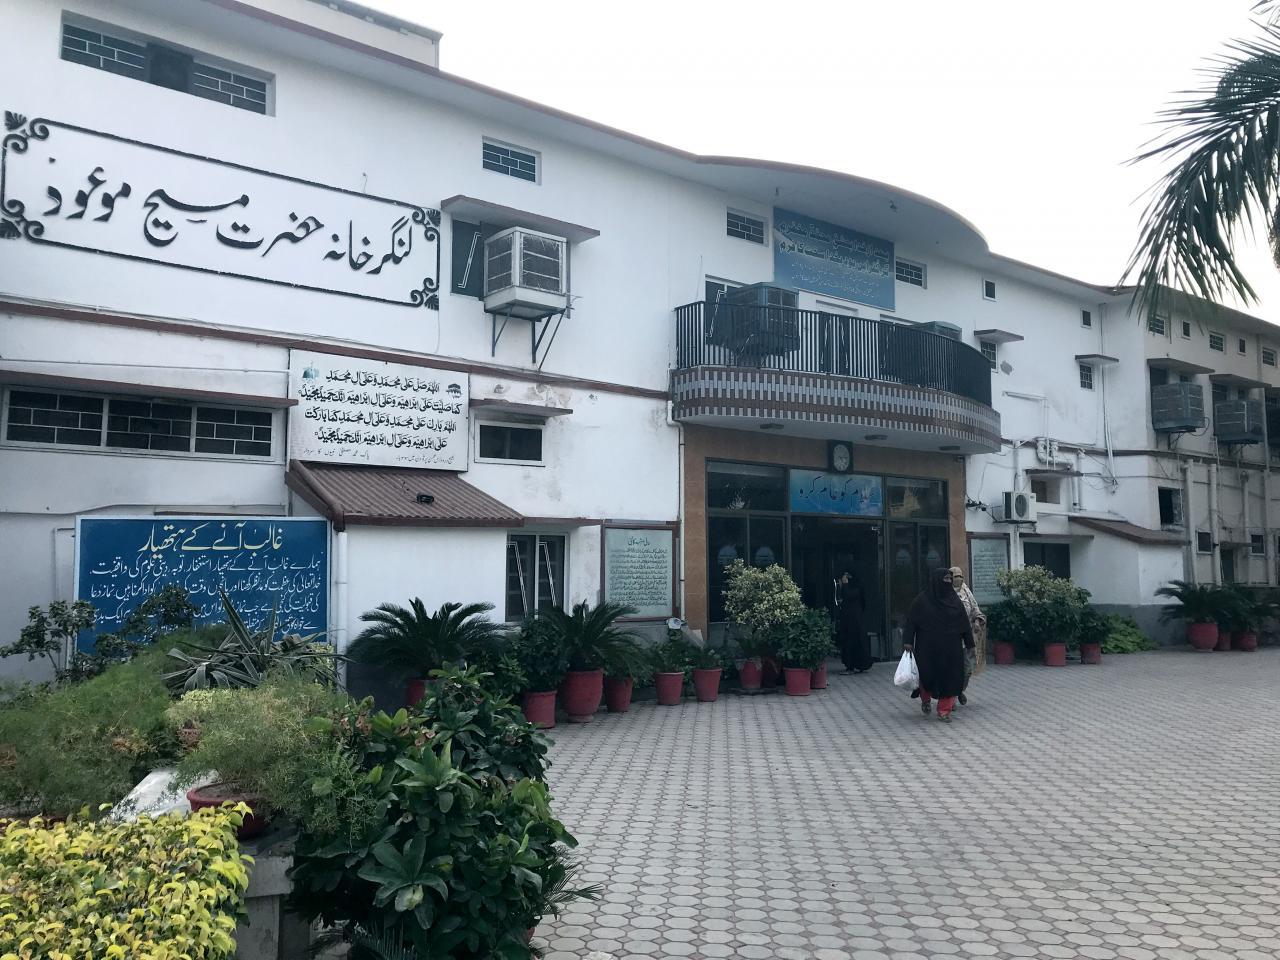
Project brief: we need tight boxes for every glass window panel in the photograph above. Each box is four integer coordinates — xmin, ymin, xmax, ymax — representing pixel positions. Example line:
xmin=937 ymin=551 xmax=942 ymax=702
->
xmin=707 ymin=462 xmax=787 ymax=511
xmin=887 ymin=478 xmax=946 ymax=519
xmin=707 ymin=516 xmax=749 ymax=622
xmin=536 ymin=535 xmax=565 ymax=612
xmin=506 ymin=535 xmax=535 ymax=621
xmin=748 ymin=516 xmax=786 ymax=570
xmin=508 ymin=427 xmax=543 ymax=461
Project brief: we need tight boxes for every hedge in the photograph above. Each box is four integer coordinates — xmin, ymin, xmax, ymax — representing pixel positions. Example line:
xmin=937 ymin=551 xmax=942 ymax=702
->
xmin=0 ymin=806 xmax=251 ymax=960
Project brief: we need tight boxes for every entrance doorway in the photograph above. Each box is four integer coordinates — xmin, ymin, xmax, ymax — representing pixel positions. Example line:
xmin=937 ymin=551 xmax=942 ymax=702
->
xmin=791 ymin=517 xmax=887 ymax=659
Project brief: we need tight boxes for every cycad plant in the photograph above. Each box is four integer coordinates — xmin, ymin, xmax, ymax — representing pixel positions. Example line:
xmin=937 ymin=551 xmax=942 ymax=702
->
xmin=538 ymin=600 xmax=638 ymax=672
xmin=1155 ymin=580 xmax=1223 ymax=625
xmin=346 ymin=599 xmax=502 ymax=680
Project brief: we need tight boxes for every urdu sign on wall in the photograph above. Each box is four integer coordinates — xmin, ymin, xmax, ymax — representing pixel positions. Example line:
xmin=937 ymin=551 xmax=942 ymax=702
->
xmin=772 ymin=208 xmax=895 ymax=311
xmin=289 ymin=351 xmax=470 ymax=469
xmin=0 ymin=112 xmax=441 ymax=307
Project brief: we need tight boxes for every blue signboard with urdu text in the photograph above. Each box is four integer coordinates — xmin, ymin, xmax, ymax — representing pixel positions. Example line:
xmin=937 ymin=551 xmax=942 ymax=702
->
xmin=74 ymin=516 xmax=329 ymax=649
xmin=772 ymin=208 xmax=895 ymax=310
xmin=790 ymin=470 xmax=884 ymax=517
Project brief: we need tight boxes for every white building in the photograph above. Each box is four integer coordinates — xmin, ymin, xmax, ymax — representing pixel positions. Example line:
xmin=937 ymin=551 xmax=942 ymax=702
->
xmin=2 ymin=0 xmax=1277 ymax=683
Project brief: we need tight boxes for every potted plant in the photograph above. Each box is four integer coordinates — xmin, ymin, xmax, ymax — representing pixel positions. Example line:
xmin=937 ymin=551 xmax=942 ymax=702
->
xmin=777 ymin=609 xmax=835 ymax=696
xmin=722 ymin=560 xmax=805 ymax=690
xmin=690 ymin=645 xmax=724 ymax=703
xmin=731 ymin=626 xmax=769 ymax=692
xmin=991 ymin=566 xmax=1088 ymax=666
xmin=513 ymin=615 xmax=566 ymax=728
xmin=603 ymin=642 xmax=651 ymax=713
xmin=1155 ymin=580 xmax=1223 ymax=651
xmin=540 ymin=601 xmax=639 ymax=723
xmin=345 ymin=598 xmax=501 ymax=705
xmin=1224 ymin=587 xmax=1273 ymax=651
xmin=986 ymin=601 xmax=1021 ymax=665
xmin=650 ymin=634 xmax=692 ymax=705
xmin=1077 ymin=607 xmax=1107 ymax=665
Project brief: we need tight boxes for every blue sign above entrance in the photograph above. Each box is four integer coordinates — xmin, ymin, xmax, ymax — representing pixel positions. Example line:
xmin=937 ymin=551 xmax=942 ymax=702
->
xmin=790 ymin=470 xmax=884 ymax=516
xmin=772 ymin=208 xmax=895 ymax=310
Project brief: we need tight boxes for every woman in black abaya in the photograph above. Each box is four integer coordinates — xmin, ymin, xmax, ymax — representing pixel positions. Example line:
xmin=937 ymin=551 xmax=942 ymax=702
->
xmin=835 ymin=572 xmax=872 ymax=673
xmin=902 ymin=568 xmax=973 ymax=723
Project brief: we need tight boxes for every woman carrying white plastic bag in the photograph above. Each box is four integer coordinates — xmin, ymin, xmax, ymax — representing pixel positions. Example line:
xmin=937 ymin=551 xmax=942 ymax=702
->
xmin=893 ymin=649 xmax=918 ymax=688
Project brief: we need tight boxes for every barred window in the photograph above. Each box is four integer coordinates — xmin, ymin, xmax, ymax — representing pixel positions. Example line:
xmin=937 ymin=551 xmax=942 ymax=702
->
xmin=895 ymin=259 xmax=926 ymax=287
xmin=482 ymin=139 xmax=539 ymax=182
xmin=726 ymin=210 xmax=766 ymax=244
xmin=1079 ymin=363 xmax=1094 ymax=390
xmin=1263 ymin=348 xmax=1276 ymax=367
xmin=1209 ymin=332 xmax=1225 ymax=352
xmin=1147 ymin=315 xmax=1167 ymax=336
xmin=980 ymin=341 xmax=998 ymax=367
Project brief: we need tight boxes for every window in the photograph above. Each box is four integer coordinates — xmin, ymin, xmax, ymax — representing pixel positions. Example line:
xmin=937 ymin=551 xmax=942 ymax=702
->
xmin=477 ymin=423 xmax=543 ymax=464
xmin=1147 ymin=315 xmax=1167 ymax=336
xmin=705 ymin=278 xmax=740 ymax=305
xmin=895 ymin=259 xmax=926 ymax=288
xmin=1264 ymin=348 xmax=1277 ymax=367
xmin=980 ymin=341 xmax=998 ymax=368
xmin=482 ymin=139 xmax=538 ymax=183
xmin=2 ymin=388 xmax=274 ymax=457
xmin=982 ymin=279 xmax=997 ymax=301
xmin=61 ymin=19 xmax=269 ymax=114
xmin=505 ymin=534 xmax=564 ymax=620
xmin=887 ymin=478 xmax=947 ymax=519
xmin=1209 ymin=332 xmax=1225 ymax=352
xmin=1023 ymin=542 xmax=1070 ymax=579
xmin=1158 ymin=487 xmax=1183 ymax=527
xmin=1030 ymin=478 xmax=1062 ymax=505
xmin=1238 ymin=388 xmax=1250 ymax=402
xmin=1197 ymin=531 xmax=1213 ymax=553
xmin=1180 ymin=320 xmax=1192 ymax=339
xmin=1239 ymin=337 xmax=1249 ymax=355
xmin=706 ymin=462 xmax=787 ymax=511
xmin=1079 ymin=363 xmax=1094 ymax=390
xmin=726 ymin=209 xmax=766 ymax=244
xmin=1081 ymin=309 xmax=1092 ymax=328
xmin=1251 ymin=534 xmax=1265 ymax=556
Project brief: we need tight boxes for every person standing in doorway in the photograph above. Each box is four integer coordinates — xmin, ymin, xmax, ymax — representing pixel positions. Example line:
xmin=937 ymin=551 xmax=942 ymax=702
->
xmin=835 ymin=572 xmax=872 ymax=673
xmin=949 ymin=566 xmax=986 ymax=705
xmin=902 ymin=568 xmax=973 ymax=723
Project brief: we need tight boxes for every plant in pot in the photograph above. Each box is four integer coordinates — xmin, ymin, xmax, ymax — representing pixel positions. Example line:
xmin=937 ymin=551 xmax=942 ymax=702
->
xmin=650 ymin=633 xmax=693 ymax=705
xmin=345 ymin=598 xmax=500 ymax=706
xmin=1076 ymin=607 xmax=1108 ymax=665
xmin=985 ymin=601 xmax=1023 ymax=665
xmin=540 ymin=601 xmax=639 ymax=723
xmin=1223 ymin=587 xmax=1273 ymax=651
xmin=722 ymin=560 xmax=805 ymax=689
xmin=690 ymin=644 xmax=725 ymax=703
xmin=513 ymin=615 xmax=566 ymax=728
xmin=731 ymin=625 xmax=771 ymax=692
xmin=602 ymin=641 xmax=651 ymax=714
xmin=1155 ymin=580 xmax=1223 ymax=651
xmin=994 ymin=566 xmax=1088 ymax=666
xmin=777 ymin=609 xmax=835 ymax=696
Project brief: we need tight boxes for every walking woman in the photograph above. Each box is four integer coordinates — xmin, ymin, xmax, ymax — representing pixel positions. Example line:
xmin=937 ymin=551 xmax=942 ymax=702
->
xmin=902 ymin=568 xmax=973 ymax=723
xmin=835 ymin=572 xmax=872 ymax=673
xmin=950 ymin=565 xmax=986 ymax=705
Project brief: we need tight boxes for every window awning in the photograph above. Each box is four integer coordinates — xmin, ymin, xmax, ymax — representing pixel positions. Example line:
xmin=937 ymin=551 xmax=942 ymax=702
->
xmin=440 ymin=195 xmax=600 ymax=243
xmin=0 ymin=369 xmax=295 ymax=408
xmin=470 ymin=398 xmax=573 ymax=422
xmin=1075 ymin=353 xmax=1119 ymax=365
xmin=1069 ymin=516 xmax=1184 ymax=545
xmin=1210 ymin=373 xmax=1269 ymax=390
xmin=1148 ymin=357 xmax=1214 ymax=376
xmin=973 ymin=327 xmax=1024 ymax=344
xmin=286 ymin=461 xmax=523 ymax=532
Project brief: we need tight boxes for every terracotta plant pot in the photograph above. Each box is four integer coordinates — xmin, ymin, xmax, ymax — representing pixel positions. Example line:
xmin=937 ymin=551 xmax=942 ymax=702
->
xmin=186 ymin=782 xmax=270 ymax=840
xmin=761 ymin=655 xmax=782 ymax=688
xmin=692 ymin=667 xmax=721 ymax=702
xmin=561 ymin=669 xmax=604 ymax=723
xmin=1187 ymin=621 xmax=1218 ymax=651
xmin=1043 ymin=642 xmax=1067 ymax=667
xmin=654 ymin=671 xmax=684 ymax=705
xmin=810 ymin=663 xmax=829 ymax=689
xmin=522 ymin=690 xmax=557 ymax=729
xmin=1235 ymin=631 xmax=1259 ymax=652
xmin=1079 ymin=641 xmax=1102 ymax=665
xmin=783 ymin=667 xmax=811 ymax=696
xmin=738 ymin=658 xmax=762 ymax=691
xmin=405 ymin=678 xmax=428 ymax=707
xmin=1215 ymin=631 xmax=1233 ymax=652
xmin=604 ymin=676 xmax=634 ymax=712
xmin=994 ymin=640 xmax=1015 ymax=665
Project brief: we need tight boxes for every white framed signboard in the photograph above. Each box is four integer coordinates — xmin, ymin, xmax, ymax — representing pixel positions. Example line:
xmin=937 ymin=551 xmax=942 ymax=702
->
xmin=603 ymin=527 xmax=675 ymax=619
xmin=969 ymin=537 xmax=1009 ymax=607
xmin=289 ymin=351 xmax=469 ymax=469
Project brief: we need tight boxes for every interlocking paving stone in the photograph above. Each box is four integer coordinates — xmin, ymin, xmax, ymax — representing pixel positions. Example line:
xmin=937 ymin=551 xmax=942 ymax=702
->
xmin=537 ymin=651 xmax=1280 ymax=958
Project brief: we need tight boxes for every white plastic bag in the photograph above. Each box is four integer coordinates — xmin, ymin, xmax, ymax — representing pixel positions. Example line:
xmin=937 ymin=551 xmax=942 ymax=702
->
xmin=893 ymin=651 xmax=919 ymax=688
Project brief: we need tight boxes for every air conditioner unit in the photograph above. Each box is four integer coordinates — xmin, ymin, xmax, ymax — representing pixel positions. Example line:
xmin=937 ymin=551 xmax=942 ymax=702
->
xmin=706 ymin=283 xmax=800 ymax=354
xmin=482 ymin=227 xmax=568 ymax=320
xmin=1214 ymin=399 xmax=1265 ymax=445
xmin=919 ymin=321 xmax=962 ymax=341
xmin=1001 ymin=489 xmax=1038 ymax=524
xmin=1151 ymin=382 xmax=1204 ymax=433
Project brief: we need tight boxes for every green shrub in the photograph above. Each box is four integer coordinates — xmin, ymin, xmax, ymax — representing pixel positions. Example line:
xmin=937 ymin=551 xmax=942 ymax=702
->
xmin=0 ymin=806 xmax=250 ymax=959
xmin=777 ymin=608 xmax=836 ymax=669
xmin=649 ymin=634 xmax=699 ymax=676
xmin=511 ymin=615 xmax=566 ymax=692
xmin=990 ymin=566 xmax=1090 ymax=656
xmin=538 ymin=601 xmax=639 ymax=672
xmin=1101 ymin=615 xmax=1157 ymax=654
xmin=0 ymin=649 xmax=176 ymax=816
xmin=0 ymin=600 xmax=96 ymax=680
xmin=722 ymin=561 xmax=805 ymax=654
xmin=347 ymin=599 xmax=502 ymax=681
xmin=62 ymin=584 xmax=200 ymax=683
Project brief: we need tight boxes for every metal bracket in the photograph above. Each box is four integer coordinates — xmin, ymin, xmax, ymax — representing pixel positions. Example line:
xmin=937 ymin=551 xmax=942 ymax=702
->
xmin=491 ymin=310 xmax=513 ymax=358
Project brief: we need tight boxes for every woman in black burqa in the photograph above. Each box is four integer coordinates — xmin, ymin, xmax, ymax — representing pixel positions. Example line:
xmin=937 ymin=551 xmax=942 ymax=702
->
xmin=902 ymin=568 xmax=973 ymax=723
xmin=835 ymin=572 xmax=873 ymax=673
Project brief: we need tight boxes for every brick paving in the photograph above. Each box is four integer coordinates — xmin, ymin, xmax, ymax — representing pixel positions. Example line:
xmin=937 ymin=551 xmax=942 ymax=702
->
xmin=537 ymin=650 xmax=1280 ymax=960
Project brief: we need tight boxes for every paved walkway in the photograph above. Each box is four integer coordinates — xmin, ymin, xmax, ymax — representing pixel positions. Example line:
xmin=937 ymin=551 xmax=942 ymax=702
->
xmin=537 ymin=650 xmax=1280 ymax=960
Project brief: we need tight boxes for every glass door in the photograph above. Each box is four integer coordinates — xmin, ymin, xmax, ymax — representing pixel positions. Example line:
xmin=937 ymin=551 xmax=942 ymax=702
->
xmin=886 ymin=523 xmax=920 ymax=657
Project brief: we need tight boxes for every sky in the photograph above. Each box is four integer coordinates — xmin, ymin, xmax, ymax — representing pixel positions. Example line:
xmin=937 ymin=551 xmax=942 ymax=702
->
xmin=367 ymin=0 xmax=1279 ymax=320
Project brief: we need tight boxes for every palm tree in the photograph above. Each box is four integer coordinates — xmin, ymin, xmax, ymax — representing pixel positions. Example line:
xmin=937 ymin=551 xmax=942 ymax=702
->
xmin=1126 ymin=3 xmax=1280 ymax=317
xmin=345 ymin=599 xmax=502 ymax=679
xmin=537 ymin=600 xmax=638 ymax=672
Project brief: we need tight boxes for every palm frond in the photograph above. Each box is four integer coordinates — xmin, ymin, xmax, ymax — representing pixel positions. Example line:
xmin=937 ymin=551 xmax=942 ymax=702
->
xmin=346 ymin=598 xmax=499 ymax=676
xmin=1124 ymin=24 xmax=1280 ymax=319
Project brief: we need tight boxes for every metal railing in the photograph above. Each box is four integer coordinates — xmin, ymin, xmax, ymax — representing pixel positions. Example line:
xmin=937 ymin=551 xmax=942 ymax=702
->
xmin=674 ymin=301 xmax=993 ymax=406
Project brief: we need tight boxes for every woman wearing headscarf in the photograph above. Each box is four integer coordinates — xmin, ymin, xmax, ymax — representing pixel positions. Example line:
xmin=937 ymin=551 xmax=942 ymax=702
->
xmin=834 ymin=572 xmax=872 ymax=673
xmin=902 ymin=568 xmax=973 ymax=723
xmin=949 ymin=565 xmax=986 ymax=705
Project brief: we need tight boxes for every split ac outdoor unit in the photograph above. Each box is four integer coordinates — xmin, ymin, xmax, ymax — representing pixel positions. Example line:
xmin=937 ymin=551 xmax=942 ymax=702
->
xmin=483 ymin=227 xmax=568 ymax=320
xmin=1001 ymin=490 xmax=1038 ymax=524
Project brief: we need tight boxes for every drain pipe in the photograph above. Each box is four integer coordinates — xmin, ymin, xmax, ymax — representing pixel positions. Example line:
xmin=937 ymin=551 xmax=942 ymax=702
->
xmin=1181 ymin=459 xmax=1195 ymax=584
xmin=1242 ymin=469 xmax=1250 ymax=577
xmin=1073 ymin=450 xmax=1084 ymax=512
xmin=666 ymin=399 xmax=687 ymax=623
xmin=1010 ymin=441 xmax=1024 ymax=570
xmin=1209 ymin=462 xmax=1221 ymax=584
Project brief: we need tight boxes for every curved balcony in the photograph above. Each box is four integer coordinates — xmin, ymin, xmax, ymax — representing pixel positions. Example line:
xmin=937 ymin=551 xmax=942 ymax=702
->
xmin=672 ymin=301 xmax=1001 ymax=453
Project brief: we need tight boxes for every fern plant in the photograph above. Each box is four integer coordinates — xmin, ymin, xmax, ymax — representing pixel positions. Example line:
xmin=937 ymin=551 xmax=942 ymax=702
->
xmin=346 ymin=600 xmax=502 ymax=680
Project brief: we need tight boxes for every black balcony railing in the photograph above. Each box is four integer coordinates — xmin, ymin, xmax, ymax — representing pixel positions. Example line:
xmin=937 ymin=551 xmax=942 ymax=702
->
xmin=674 ymin=301 xmax=993 ymax=407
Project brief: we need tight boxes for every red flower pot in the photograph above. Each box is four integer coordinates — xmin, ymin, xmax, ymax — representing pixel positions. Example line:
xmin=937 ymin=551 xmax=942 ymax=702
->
xmin=810 ymin=663 xmax=829 ymax=689
xmin=1235 ymin=631 xmax=1259 ymax=652
xmin=738 ymin=658 xmax=762 ymax=691
xmin=186 ymin=783 xmax=270 ymax=840
xmin=654 ymin=672 xmax=684 ymax=705
xmin=604 ymin=676 xmax=634 ymax=712
xmin=522 ymin=690 xmax=557 ymax=729
xmin=1216 ymin=631 xmax=1233 ymax=652
xmin=994 ymin=640 xmax=1015 ymax=665
xmin=692 ymin=668 xmax=721 ymax=702
xmin=1187 ymin=621 xmax=1218 ymax=651
xmin=761 ymin=655 xmax=782 ymax=688
xmin=1043 ymin=642 xmax=1067 ymax=667
xmin=784 ymin=667 xmax=811 ymax=696
xmin=1079 ymin=641 xmax=1102 ymax=665
xmin=561 ymin=669 xmax=604 ymax=723
xmin=405 ymin=678 xmax=427 ymax=707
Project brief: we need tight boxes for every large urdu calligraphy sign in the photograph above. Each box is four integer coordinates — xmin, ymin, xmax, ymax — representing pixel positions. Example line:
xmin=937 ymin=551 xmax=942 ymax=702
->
xmin=74 ymin=516 xmax=330 ymax=649
xmin=0 ymin=111 xmax=441 ymax=307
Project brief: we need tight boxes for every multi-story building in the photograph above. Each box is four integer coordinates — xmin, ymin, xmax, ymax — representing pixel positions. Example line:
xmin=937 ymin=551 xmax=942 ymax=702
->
xmin=1 ymin=0 xmax=1277 ymax=682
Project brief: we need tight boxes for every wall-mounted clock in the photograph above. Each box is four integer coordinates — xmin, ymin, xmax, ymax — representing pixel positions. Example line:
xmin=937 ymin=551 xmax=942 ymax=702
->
xmin=828 ymin=440 xmax=853 ymax=474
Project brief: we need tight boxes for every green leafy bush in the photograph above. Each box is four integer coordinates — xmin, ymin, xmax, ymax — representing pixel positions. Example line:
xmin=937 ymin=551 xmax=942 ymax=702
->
xmin=0 ymin=648 xmax=176 ymax=816
xmin=0 ymin=806 xmax=250 ymax=959
xmin=722 ymin=561 xmax=805 ymax=654
xmin=990 ymin=566 xmax=1091 ymax=657
xmin=1101 ymin=615 xmax=1157 ymax=654
xmin=649 ymin=634 xmax=698 ymax=676
xmin=62 ymin=584 xmax=200 ymax=683
xmin=511 ymin=615 xmax=566 ymax=692
xmin=777 ymin=609 xmax=836 ymax=669
xmin=0 ymin=600 xmax=96 ymax=681
xmin=465 ymin=640 xmax=528 ymax=700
